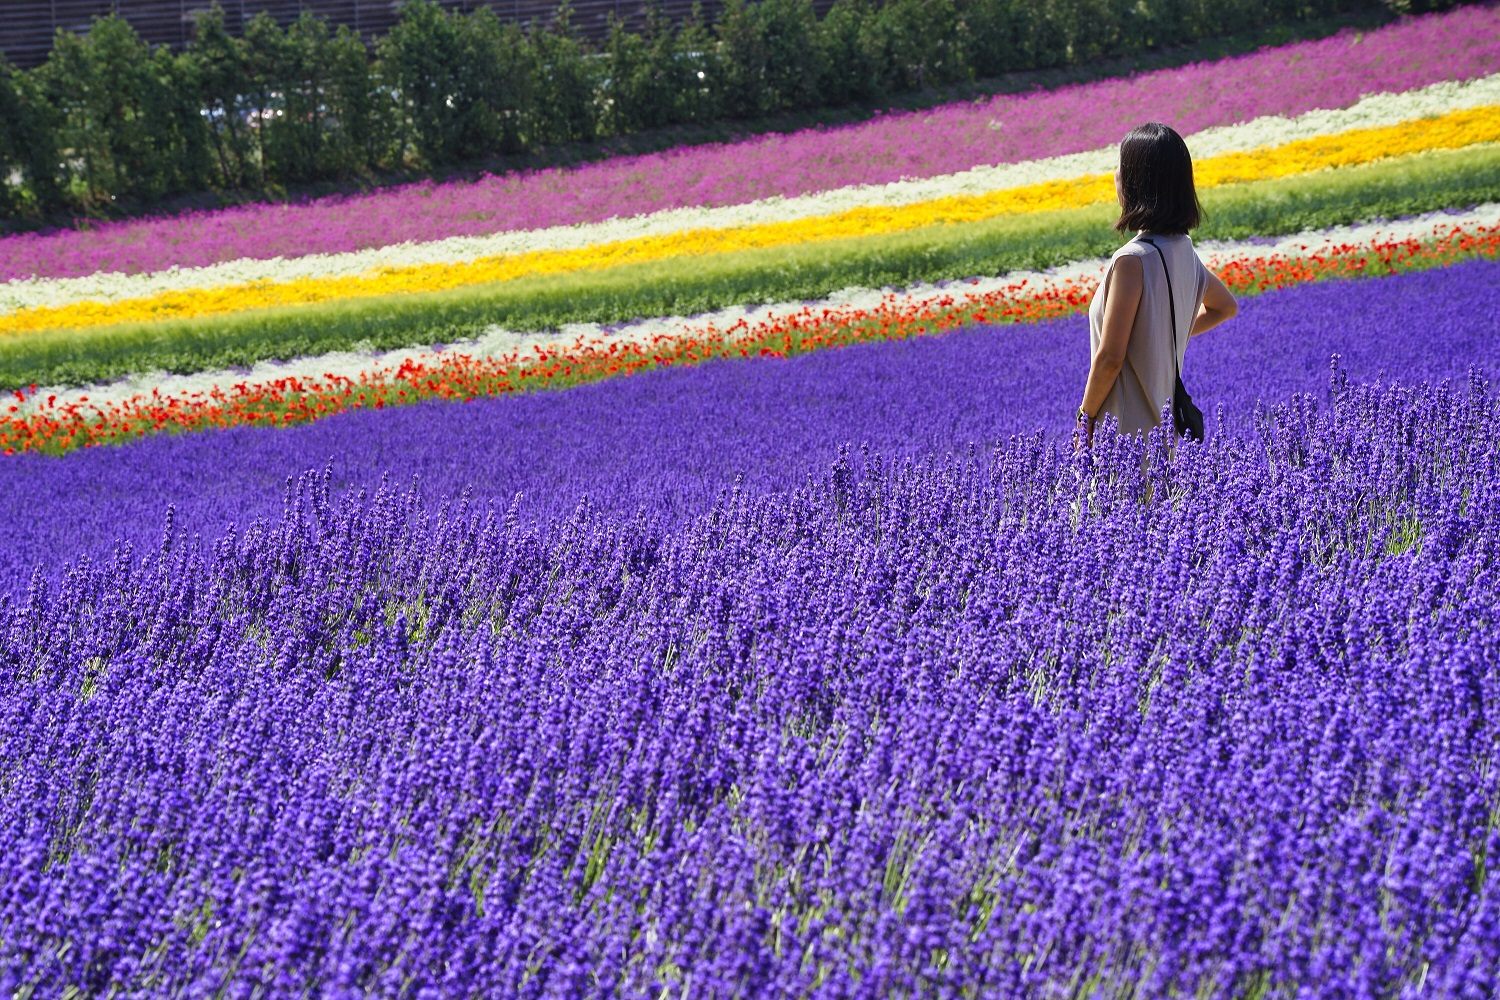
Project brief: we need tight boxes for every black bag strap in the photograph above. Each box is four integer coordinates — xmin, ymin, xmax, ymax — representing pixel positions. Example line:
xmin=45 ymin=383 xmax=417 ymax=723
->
xmin=1138 ymin=237 xmax=1181 ymax=382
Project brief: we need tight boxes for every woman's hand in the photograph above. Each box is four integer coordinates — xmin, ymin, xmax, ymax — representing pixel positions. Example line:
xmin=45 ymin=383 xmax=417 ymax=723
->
xmin=1074 ymin=408 xmax=1096 ymax=451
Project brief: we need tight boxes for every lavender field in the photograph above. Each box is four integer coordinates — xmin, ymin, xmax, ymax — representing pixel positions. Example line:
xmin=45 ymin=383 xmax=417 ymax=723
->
xmin=4 ymin=263 xmax=1496 ymax=582
xmin=2 ymin=262 xmax=1498 ymax=994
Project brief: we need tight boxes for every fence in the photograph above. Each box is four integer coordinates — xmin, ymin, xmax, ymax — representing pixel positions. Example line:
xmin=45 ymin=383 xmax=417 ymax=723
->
xmin=0 ymin=0 xmax=782 ymax=68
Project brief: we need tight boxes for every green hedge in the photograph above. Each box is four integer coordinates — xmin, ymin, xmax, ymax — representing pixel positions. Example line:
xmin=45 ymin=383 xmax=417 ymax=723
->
xmin=3 ymin=142 xmax=1494 ymax=390
xmin=0 ymin=0 xmax=1445 ymax=225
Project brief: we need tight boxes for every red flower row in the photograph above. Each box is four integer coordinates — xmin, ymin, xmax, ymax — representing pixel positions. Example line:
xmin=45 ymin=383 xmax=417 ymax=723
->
xmin=4 ymin=223 xmax=1496 ymax=456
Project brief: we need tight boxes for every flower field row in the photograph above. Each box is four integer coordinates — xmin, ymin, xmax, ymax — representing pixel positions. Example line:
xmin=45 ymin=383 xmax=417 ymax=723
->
xmin=7 ymin=215 xmax=1495 ymax=455
xmin=5 ymin=94 xmax=1497 ymax=338
xmin=5 ymin=139 xmax=1498 ymax=393
xmin=3 ymin=2 xmax=1496 ymax=282
xmin=8 ymin=72 xmax=1497 ymax=319
xmin=2 ymin=261 xmax=1497 ymax=994
xmin=28 ymin=205 xmax=1487 ymax=419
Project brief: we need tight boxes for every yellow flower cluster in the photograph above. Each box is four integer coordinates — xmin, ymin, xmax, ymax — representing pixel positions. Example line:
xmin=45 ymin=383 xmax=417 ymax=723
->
xmin=1197 ymin=105 xmax=1499 ymax=185
xmin=5 ymin=105 xmax=1497 ymax=338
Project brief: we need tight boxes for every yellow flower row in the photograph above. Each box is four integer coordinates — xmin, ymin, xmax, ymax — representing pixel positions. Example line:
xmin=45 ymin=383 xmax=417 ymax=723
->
xmin=6 ymin=105 xmax=1498 ymax=338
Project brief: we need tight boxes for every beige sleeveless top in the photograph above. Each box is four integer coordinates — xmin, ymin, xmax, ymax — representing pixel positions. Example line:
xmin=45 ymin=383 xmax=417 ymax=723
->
xmin=1087 ymin=233 xmax=1209 ymax=435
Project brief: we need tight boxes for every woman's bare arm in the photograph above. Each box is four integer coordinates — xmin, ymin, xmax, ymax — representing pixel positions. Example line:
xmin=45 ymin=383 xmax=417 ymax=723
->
xmin=1079 ymin=254 xmax=1142 ymax=421
xmin=1190 ymin=268 xmax=1237 ymax=337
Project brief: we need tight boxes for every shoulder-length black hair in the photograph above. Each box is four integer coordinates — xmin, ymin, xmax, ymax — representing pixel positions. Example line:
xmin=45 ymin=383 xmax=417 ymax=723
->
xmin=1115 ymin=122 xmax=1203 ymax=235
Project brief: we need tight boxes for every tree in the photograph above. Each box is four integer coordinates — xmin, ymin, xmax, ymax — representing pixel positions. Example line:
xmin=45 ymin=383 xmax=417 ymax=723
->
xmin=714 ymin=0 xmax=771 ymax=119
xmin=759 ymin=0 xmax=820 ymax=111
xmin=381 ymin=0 xmax=479 ymax=165
xmin=257 ymin=13 xmax=337 ymax=185
xmin=0 ymin=59 xmax=24 ymax=219
xmin=815 ymin=0 xmax=888 ymax=106
xmin=30 ymin=15 xmax=193 ymax=207
xmin=323 ymin=23 xmax=393 ymax=177
xmin=142 ymin=46 xmax=215 ymax=199
xmin=0 ymin=60 xmax=65 ymax=218
xmin=675 ymin=4 xmax=719 ymax=123
xmin=188 ymin=3 xmax=256 ymax=189
xmin=874 ymin=0 xmax=968 ymax=92
xmin=460 ymin=8 xmax=536 ymax=158
xmin=528 ymin=3 xmax=599 ymax=146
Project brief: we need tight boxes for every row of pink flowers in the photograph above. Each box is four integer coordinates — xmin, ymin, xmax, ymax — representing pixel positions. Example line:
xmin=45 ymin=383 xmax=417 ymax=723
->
xmin=2 ymin=3 xmax=1496 ymax=283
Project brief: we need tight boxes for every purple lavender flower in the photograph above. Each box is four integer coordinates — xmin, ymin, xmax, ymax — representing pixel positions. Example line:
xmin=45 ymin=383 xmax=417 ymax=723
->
xmin=0 ymin=264 xmax=1496 ymax=994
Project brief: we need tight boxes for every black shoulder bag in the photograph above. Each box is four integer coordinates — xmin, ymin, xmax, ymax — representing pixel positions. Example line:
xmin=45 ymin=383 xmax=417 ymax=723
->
xmin=1139 ymin=237 xmax=1204 ymax=442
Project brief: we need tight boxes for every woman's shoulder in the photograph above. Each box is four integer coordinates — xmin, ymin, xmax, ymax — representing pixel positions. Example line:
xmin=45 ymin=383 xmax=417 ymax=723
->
xmin=1112 ymin=239 xmax=1152 ymax=259
xmin=1117 ymin=233 xmax=1205 ymax=266
xmin=1125 ymin=232 xmax=1195 ymax=246
xmin=1109 ymin=241 xmax=1156 ymax=274
xmin=1109 ymin=244 xmax=1150 ymax=274
xmin=1113 ymin=233 xmax=1191 ymax=255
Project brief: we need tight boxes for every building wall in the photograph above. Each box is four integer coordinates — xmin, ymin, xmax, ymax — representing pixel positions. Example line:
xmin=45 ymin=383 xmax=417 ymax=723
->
xmin=1 ymin=0 xmax=795 ymax=69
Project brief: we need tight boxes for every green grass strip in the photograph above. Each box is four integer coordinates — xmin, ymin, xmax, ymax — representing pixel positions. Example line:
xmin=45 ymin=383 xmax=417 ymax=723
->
xmin=4 ymin=142 xmax=1498 ymax=390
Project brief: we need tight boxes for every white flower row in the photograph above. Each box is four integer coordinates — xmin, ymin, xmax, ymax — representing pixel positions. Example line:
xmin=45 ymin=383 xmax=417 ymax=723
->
xmin=3 ymin=73 xmax=1497 ymax=316
xmin=19 ymin=204 xmax=1496 ymax=415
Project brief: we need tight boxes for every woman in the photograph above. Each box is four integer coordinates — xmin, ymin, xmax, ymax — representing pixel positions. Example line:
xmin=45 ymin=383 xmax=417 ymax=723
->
xmin=1078 ymin=123 xmax=1238 ymax=445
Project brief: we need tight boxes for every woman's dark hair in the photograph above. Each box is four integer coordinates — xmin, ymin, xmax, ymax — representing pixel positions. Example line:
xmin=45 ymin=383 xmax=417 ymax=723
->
xmin=1114 ymin=122 xmax=1203 ymax=235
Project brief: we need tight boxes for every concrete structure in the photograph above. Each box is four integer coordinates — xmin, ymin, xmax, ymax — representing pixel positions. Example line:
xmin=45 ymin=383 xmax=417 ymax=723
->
xmin=1 ymin=0 xmax=757 ymax=68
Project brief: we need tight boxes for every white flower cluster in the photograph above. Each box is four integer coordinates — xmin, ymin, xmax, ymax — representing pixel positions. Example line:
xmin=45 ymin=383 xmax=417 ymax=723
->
xmin=3 ymin=74 xmax=1497 ymax=317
